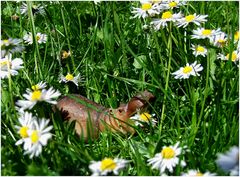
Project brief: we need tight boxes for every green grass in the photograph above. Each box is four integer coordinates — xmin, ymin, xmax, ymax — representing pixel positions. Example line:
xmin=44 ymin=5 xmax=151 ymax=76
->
xmin=1 ymin=1 xmax=239 ymax=176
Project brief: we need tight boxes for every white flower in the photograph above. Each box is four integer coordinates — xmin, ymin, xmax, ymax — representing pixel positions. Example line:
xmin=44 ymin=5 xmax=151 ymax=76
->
xmin=131 ymin=1 xmax=160 ymax=19
xmin=151 ymin=11 xmax=182 ymax=30
xmin=31 ymin=81 xmax=47 ymax=91
xmin=89 ymin=158 xmax=128 ymax=176
xmin=172 ymin=61 xmax=203 ymax=79
xmin=176 ymin=13 xmax=208 ymax=28
xmin=0 ymin=53 xmax=24 ymax=79
xmin=216 ymin=146 xmax=239 ymax=176
xmin=217 ymin=50 xmax=239 ymax=63
xmin=130 ymin=112 xmax=157 ymax=126
xmin=147 ymin=142 xmax=186 ymax=173
xmin=15 ymin=112 xmax=35 ymax=147
xmin=1 ymin=38 xmax=24 ymax=53
xmin=161 ymin=0 xmax=186 ymax=9
xmin=59 ymin=73 xmax=81 ymax=87
xmin=181 ymin=169 xmax=216 ymax=176
xmin=191 ymin=44 xmax=208 ymax=57
xmin=210 ymin=32 xmax=228 ymax=48
xmin=191 ymin=27 xmax=221 ymax=40
xmin=23 ymin=32 xmax=47 ymax=44
xmin=23 ymin=118 xmax=53 ymax=158
xmin=20 ymin=2 xmax=46 ymax=16
xmin=16 ymin=86 xmax=61 ymax=111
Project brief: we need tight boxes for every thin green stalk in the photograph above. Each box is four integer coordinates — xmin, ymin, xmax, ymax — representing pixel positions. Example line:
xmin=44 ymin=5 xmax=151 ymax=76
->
xmin=159 ymin=24 xmax=173 ymax=135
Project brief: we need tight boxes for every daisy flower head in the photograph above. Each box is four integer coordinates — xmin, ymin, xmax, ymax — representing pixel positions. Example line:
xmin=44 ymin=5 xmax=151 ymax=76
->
xmin=0 ymin=53 xmax=24 ymax=79
xmin=161 ymin=0 xmax=186 ymax=9
xmin=176 ymin=13 xmax=208 ymax=28
xmin=210 ymin=32 xmax=228 ymax=48
xmin=234 ymin=31 xmax=239 ymax=43
xmin=23 ymin=32 xmax=47 ymax=45
xmin=59 ymin=73 xmax=81 ymax=87
xmin=61 ymin=50 xmax=71 ymax=59
xmin=1 ymin=38 xmax=24 ymax=53
xmin=20 ymin=2 xmax=46 ymax=16
xmin=181 ymin=169 xmax=216 ymax=176
xmin=131 ymin=0 xmax=160 ymax=19
xmin=23 ymin=118 xmax=53 ymax=158
xmin=172 ymin=61 xmax=203 ymax=79
xmin=191 ymin=44 xmax=208 ymax=57
xmin=151 ymin=11 xmax=182 ymax=30
xmin=31 ymin=81 xmax=47 ymax=91
xmin=16 ymin=86 xmax=61 ymax=111
xmin=89 ymin=157 xmax=128 ymax=176
xmin=130 ymin=112 xmax=157 ymax=126
xmin=191 ymin=27 xmax=221 ymax=40
xmin=217 ymin=50 xmax=239 ymax=63
xmin=147 ymin=142 xmax=186 ymax=173
xmin=216 ymin=146 xmax=239 ymax=176
xmin=15 ymin=111 xmax=35 ymax=146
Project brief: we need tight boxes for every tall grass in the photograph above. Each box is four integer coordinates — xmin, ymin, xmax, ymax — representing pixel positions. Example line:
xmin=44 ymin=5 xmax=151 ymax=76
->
xmin=1 ymin=1 xmax=239 ymax=176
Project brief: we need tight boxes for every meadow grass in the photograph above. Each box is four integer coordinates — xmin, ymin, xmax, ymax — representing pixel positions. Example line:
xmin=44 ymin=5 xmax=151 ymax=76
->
xmin=1 ymin=1 xmax=239 ymax=176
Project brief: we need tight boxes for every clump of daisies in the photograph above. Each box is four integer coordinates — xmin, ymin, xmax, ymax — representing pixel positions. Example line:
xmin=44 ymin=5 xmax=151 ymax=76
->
xmin=0 ymin=53 xmax=24 ymax=79
xmin=147 ymin=141 xmax=186 ymax=174
xmin=172 ymin=61 xmax=203 ymax=79
xmin=15 ymin=111 xmax=53 ymax=158
xmin=89 ymin=157 xmax=128 ymax=176
xmin=16 ymin=81 xmax=61 ymax=111
xmin=23 ymin=32 xmax=47 ymax=45
xmin=216 ymin=146 xmax=239 ymax=176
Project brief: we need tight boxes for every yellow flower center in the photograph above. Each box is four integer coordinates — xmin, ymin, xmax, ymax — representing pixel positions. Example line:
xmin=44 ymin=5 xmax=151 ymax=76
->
xmin=31 ymin=90 xmax=42 ymax=101
xmin=65 ymin=73 xmax=74 ymax=81
xmin=31 ymin=130 xmax=39 ymax=143
xmin=217 ymin=39 xmax=225 ymax=44
xmin=0 ymin=60 xmax=10 ymax=67
xmin=226 ymin=52 xmax=237 ymax=61
xmin=196 ymin=46 xmax=205 ymax=52
xmin=234 ymin=31 xmax=239 ymax=41
xmin=202 ymin=29 xmax=212 ymax=36
xmin=31 ymin=85 xmax=40 ymax=91
xmin=141 ymin=3 xmax=152 ymax=10
xmin=162 ymin=11 xmax=172 ymax=19
xmin=183 ymin=66 xmax=193 ymax=74
xmin=161 ymin=147 xmax=175 ymax=159
xmin=140 ymin=113 xmax=151 ymax=122
xmin=169 ymin=1 xmax=177 ymax=8
xmin=36 ymin=35 xmax=41 ymax=41
xmin=196 ymin=172 xmax=203 ymax=176
xmin=100 ymin=158 xmax=117 ymax=171
xmin=19 ymin=126 xmax=29 ymax=138
xmin=3 ymin=39 xmax=9 ymax=43
xmin=185 ymin=14 xmax=195 ymax=22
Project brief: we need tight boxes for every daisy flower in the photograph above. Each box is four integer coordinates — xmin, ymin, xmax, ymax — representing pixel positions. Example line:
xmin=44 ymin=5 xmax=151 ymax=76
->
xmin=89 ymin=157 xmax=128 ymax=176
xmin=131 ymin=1 xmax=160 ymax=19
xmin=181 ymin=169 xmax=216 ymax=176
xmin=172 ymin=61 xmax=203 ymax=79
xmin=15 ymin=112 xmax=35 ymax=147
xmin=31 ymin=81 xmax=47 ymax=91
xmin=23 ymin=118 xmax=53 ymax=158
xmin=176 ymin=13 xmax=208 ymax=28
xmin=20 ymin=2 xmax=45 ymax=16
xmin=0 ymin=53 xmax=24 ymax=79
xmin=191 ymin=27 xmax=221 ymax=40
xmin=61 ymin=50 xmax=71 ymax=59
xmin=216 ymin=146 xmax=239 ymax=176
xmin=23 ymin=32 xmax=47 ymax=45
xmin=151 ymin=11 xmax=182 ymax=30
xmin=59 ymin=73 xmax=81 ymax=87
xmin=217 ymin=50 xmax=239 ymax=63
xmin=161 ymin=0 xmax=186 ymax=9
xmin=191 ymin=44 xmax=208 ymax=57
xmin=234 ymin=31 xmax=239 ymax=43
xmin=1 ymin=38 xmax=24 ymax=53
xmin=210 ymin=32 xmax=228 ymax=48
xmin=130 ymin=112 xmax=157 ymax=126
xmin=16 ymin=86 xmax=61 ymax=111
xmin=148 ymin=142 xmax=186 ymax=173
